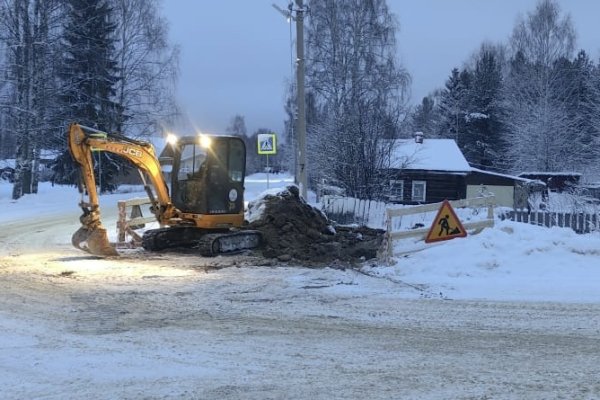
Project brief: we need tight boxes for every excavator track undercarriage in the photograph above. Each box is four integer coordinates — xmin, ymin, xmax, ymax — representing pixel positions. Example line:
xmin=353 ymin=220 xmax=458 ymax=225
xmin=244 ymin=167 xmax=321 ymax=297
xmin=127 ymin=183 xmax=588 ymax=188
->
xmin=141 ymin=226 xmax=262 ymax=256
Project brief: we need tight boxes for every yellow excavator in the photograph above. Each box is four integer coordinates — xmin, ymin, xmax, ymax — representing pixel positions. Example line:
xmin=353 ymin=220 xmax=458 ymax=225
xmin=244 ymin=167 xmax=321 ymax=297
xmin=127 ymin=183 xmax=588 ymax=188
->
xmin=68 ymin=123 xmax=261 ymax=257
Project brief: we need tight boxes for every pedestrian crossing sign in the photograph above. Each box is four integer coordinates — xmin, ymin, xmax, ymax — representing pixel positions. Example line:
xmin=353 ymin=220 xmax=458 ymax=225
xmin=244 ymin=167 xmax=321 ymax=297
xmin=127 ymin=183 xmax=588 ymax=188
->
xmin=425 ymin=200 xmax=467 ymax=243
xmin=257 ymin=133 xmax=277 ymax=155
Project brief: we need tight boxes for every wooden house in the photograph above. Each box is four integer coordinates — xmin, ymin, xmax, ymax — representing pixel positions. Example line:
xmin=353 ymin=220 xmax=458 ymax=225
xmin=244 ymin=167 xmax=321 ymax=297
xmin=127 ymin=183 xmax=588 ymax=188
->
xmin=382 ymin=136 xmax=471 ymax=205
xmin=382 ymin=135 xmax=539 ymax=208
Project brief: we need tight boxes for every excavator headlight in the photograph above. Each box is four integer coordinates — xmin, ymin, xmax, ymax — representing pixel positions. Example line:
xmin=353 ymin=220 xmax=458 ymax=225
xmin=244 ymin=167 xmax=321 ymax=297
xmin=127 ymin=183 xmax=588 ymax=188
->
xmin=199 ymin=135 xmax=212 ymax=149
xmin=229 ymin=188 xmax=238 ymax=202
xmin=166 ymin=133 xmax=178 ymax=145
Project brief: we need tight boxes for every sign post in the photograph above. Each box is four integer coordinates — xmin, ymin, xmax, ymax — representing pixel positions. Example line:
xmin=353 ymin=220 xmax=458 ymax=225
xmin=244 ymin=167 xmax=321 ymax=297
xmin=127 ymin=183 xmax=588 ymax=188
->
xmin=257 ymin=133 xmax=277 ymax=189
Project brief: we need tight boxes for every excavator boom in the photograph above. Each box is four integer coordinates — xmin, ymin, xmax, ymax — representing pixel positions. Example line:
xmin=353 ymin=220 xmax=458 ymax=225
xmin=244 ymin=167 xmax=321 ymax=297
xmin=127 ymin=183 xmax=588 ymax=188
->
xmin=68 ymin=123 xmax=176 ymax=257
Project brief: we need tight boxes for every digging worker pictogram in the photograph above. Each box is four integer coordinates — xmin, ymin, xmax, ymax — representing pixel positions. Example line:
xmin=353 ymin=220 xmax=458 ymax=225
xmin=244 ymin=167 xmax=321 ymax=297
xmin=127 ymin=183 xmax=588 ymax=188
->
xmin=439 ymin=214 xmax=450 ymax=236
xmin=438 ymin=214 xmax=461 ymax=236
xmin=425 ymin=200 xmax=467 ymax=243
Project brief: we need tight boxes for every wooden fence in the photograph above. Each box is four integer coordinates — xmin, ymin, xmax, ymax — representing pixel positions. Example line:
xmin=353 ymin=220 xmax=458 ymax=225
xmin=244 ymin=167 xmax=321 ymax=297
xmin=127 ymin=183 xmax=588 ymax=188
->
xmin=320 ymin=195 xmax=388 ymax=229
xmin=382 ymin=196 xmax=495 ymax=263
xmin=116 ymin=197 xmax=156 ymax=247
xmin=500 ymin=210 xmax=599 ymax=234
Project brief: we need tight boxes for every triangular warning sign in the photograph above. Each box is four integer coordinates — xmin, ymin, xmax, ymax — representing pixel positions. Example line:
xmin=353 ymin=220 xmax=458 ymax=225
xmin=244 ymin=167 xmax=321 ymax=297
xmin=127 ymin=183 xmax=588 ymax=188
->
xmin=425 ymin=200 xmax=467 ymax=243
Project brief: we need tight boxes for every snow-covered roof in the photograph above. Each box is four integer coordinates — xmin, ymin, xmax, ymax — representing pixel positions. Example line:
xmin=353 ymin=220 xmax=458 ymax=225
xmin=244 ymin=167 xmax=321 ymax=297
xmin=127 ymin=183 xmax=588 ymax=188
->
xmin=40 ymin=149 xmax=61 ymax=160
xmin=387 ymin=139 xmax=471 ymax=172
xmin=519 ymin=171 xmax=582 ymax=177
xmin=0 ymin=159 xmax=15 ymax=169
xmin=470 ymin=167 xmax=533 ymax=183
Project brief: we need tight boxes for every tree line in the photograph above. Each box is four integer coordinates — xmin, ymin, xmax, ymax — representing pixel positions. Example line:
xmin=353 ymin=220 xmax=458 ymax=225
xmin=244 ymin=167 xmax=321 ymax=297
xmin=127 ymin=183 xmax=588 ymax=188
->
xmin=296 ymin=0 xmax=600 ymax=200
xmin=411 ymin=0 xmax=600 ymax=179
xmin=0 ymin=0 xmax=179 ymax=199
xmin=3 ymin=0 xmax=598 ymax=203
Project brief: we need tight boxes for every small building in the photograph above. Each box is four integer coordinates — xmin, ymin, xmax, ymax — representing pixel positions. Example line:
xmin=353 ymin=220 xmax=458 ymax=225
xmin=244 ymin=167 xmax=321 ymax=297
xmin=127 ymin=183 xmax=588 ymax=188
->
xmin=383 ymin=136 xmax=471 ymax=205
xmin=382 ymin=135 xmax=541 ymax=208
xmin=517 ymin=172 xmax=581 ymax=193
xmin=466 ymin=168 xmax=544 ymax=209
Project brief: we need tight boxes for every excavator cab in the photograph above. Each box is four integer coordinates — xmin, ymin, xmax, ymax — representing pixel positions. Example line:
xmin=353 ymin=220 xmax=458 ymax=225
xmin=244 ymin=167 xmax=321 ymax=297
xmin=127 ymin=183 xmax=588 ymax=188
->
xmin=169 ymin=135 xmax=246 ymax=218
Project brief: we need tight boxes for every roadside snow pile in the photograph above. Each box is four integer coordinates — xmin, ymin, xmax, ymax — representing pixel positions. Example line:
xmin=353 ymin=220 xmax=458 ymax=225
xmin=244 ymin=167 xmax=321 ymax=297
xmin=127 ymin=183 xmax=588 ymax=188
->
xmin=368 ymin=220 xmax=600 ymax=302
xmin=247 ymin=185 xmax=384 ymax=265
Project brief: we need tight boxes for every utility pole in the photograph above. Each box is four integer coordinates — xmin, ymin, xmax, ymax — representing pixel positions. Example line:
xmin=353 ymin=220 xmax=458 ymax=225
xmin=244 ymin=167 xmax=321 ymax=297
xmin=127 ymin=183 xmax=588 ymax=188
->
xmin=294 ymin=0 xmax=307 ymax=199
xmin=272 ymin=1 xmax=308 ymax=199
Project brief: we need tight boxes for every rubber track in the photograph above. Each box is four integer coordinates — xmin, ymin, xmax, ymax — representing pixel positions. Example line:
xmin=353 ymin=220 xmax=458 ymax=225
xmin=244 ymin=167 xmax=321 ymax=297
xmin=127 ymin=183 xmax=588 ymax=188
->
xmin=142 ymin=226 xmax=261 ymax=256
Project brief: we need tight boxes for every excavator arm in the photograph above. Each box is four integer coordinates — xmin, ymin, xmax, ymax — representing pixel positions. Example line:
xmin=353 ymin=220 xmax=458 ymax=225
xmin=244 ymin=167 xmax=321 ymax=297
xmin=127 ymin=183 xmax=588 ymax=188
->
xmin=68 ymin=123 xmax=177 ymax=256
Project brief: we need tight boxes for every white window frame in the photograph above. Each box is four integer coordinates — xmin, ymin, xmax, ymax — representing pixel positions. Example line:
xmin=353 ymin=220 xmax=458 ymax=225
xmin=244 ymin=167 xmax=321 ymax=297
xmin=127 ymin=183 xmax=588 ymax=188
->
xmin=388 ymin=179 xmax=404 ymax=200
xmin=411 ymin=180 xmax=427 ymax=202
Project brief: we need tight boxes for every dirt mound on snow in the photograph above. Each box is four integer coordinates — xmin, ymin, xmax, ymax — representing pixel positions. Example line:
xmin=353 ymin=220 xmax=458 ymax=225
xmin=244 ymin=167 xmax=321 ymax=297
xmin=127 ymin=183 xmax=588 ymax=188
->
xmin=246 ymin=186 xmax=384 ymax=265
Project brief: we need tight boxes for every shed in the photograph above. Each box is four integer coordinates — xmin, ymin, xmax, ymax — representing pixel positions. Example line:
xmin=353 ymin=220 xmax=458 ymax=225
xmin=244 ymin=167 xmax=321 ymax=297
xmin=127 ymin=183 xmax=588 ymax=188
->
xmin=466 ymin=168 xmax=543 ymax=209
xmin=517 ymin=172 xmax=581 ymax=193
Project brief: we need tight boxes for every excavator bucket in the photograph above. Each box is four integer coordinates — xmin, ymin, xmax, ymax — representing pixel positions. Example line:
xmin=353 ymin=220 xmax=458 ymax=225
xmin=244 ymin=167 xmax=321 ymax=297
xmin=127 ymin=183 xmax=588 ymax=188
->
xmin=71 ymin=225 xmax=119 ymax=257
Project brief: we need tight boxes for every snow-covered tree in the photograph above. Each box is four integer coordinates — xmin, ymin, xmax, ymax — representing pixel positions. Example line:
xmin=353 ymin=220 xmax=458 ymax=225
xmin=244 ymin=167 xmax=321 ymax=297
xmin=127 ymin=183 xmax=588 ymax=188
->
xmin=0 ymin=0 xmax=63 ymax=199
xmin=562 ymin=50 xmax=600 ymax=173
xmin=306 ymin=0 xmax=410 ymax=199
xmin=409 ymin=95 xmax=441 ymax=139
xmin=111 ymin=0 xmax=179 ymax=138
xmin=0 ymin=0 xmax=179 ymax=196
xmin=438 ymin=68 xmax=469 ymax=144
xmin=503 ymin=0 xmax=576 ymax=172
xmin=53 ymin=0 xmax=122 ymax=192
xmin=462 ymin=45 xmax=506 ymax=170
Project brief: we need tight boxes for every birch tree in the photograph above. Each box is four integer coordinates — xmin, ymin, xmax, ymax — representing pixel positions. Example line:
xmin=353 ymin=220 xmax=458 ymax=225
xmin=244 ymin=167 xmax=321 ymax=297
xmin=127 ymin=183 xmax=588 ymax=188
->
xmin=111 ymin=0 xmax=179 ymax=137
xmin=0 ymin=0 xmax=62 ymax=199
xmin=504 ymin=0 xmax=576 ymax=172
xmin=306 ymin=0 xmax=410 ymax=199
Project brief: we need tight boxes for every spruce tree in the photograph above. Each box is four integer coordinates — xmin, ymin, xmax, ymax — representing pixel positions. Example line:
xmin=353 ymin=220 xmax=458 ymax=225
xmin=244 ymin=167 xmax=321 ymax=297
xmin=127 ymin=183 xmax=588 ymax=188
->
xmin=53 ymin=0 xmax=122 ymax=192
xmin=463 ymin=47 xmax=506 ymax=170
xmin=564 ymin=50 xmax=598 ymax=169
xmin=438 ymin=68 xmax=469 ymax=144
xmin=410 ymin=96 xmax=440 ymax=138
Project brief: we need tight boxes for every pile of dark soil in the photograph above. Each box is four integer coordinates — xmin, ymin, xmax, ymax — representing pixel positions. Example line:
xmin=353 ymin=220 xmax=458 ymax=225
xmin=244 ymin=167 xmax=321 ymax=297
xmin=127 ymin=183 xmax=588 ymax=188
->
xmin=246 ymin=186 xmax=384 ymax=265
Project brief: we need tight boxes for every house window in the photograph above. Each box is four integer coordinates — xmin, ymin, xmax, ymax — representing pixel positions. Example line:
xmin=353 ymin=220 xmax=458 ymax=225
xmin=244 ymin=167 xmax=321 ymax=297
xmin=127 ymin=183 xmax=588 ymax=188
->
xmin=412 ymin=180 xmax=427 ymax=202
xmin=388 ymin=180 xmax=404 ymax=200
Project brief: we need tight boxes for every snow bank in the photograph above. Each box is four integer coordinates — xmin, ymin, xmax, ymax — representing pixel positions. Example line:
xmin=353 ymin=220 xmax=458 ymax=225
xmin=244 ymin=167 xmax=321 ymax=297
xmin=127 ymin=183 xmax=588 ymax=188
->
xmin=368 ymin=220 xmax=600 ymax=303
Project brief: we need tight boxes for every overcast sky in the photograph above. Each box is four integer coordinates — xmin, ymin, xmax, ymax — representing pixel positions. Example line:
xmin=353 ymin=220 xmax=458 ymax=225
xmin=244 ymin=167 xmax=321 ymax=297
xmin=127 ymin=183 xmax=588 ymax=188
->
xmin=161 ymin=0 xmax=600 ymax=136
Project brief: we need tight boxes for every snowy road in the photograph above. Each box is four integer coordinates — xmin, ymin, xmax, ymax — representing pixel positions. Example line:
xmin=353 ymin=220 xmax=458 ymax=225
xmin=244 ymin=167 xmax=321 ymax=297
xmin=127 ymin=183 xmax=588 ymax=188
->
xmin=1 ymin=209 xmax=600 ymax=399
xmin=0 ymin=184 xmax=600 ymax=400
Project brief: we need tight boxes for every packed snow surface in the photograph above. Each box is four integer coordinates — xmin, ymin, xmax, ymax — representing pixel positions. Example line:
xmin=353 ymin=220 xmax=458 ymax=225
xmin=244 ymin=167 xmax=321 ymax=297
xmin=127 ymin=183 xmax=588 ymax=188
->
xmin=1 ymin=173 xmax=599 ymax=399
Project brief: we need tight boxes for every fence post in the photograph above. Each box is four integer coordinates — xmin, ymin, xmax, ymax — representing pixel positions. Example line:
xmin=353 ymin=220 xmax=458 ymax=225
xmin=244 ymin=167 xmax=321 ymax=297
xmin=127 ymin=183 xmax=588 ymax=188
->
xmin=386 ymin=209 xmax=393 ymax=263
xmin=117 ymin=200 xmax=127 ymax=243
xmin=558 ymin=213 xmax=563 ymax=228
xmin=487 ymin=197 xmax=494 ymax=220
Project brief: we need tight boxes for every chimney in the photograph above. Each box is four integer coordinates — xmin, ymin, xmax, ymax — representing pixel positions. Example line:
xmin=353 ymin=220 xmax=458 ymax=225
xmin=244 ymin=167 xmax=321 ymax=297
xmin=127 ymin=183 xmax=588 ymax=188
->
xmin=414 ymin=131 xmax=424 ymax=144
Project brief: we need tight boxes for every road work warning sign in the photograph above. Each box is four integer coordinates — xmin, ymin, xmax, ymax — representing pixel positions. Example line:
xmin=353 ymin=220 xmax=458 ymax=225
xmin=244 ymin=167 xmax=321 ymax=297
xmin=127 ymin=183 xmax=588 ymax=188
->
xmin=425 ymin=200 xmax=467 ymax=243
xmin=257 ymin=133 xmax=277 ymax=155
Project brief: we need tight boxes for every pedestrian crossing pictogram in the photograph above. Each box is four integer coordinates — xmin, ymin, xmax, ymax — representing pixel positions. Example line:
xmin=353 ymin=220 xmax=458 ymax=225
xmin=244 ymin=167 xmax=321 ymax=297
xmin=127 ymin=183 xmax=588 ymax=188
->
xmin=257 ymin=133 xmax=277 ymax=155
xmin=261 ymin=140 xmax=272 ymax=151
xmin=425 ymin=200 xmax=467 ymax=243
